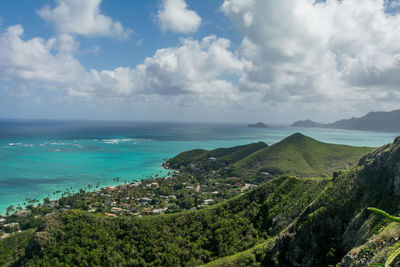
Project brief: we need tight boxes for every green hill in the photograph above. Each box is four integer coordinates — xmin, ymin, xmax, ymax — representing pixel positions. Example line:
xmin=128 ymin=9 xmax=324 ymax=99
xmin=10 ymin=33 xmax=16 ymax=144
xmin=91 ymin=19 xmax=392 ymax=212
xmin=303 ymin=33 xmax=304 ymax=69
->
xmin=233 ymin=133 xmax=373 ymax=179
xmin=206 ymin=136 xmax=400 ymax=266
xmin=167 ymin=141 xmax=268 ymax=168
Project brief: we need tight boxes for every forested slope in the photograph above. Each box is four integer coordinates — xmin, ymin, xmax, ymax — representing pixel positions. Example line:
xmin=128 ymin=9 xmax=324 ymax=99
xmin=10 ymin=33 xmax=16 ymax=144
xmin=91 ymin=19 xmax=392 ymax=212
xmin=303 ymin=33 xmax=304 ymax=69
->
xmin=19 ymin=176 xmax=328 ymax=266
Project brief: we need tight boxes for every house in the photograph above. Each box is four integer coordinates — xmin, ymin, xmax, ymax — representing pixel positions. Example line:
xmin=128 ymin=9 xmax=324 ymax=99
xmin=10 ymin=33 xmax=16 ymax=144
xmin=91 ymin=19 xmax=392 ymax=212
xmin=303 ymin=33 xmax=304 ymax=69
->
xmin=153 ymin=207 xmax=168 ymax=214
xmin=130 ymin=181 xmax=142 ymax=187
xmin=105 ymin=186 xmax=117 ymax=192
xmin=3 ymin=222 xmax=19 ymax=227
xmin=45 ymin=201 xmax=57 ymax=208
xmin=261 ymin=172 xmax=272 ymax=178
xmin=14 ymin=209 xmax=31 ymax=217
xmin=203 ymin=199 xmax=214 ymax=205
xmin=146 ymin=183 xmax=159 ymax=188
xmin=3 ymin=222 xmax=20 ymax=233
xmin=141 ymin=209 xmax=151 ymax=215
xmin=139 ymin=197 xmax=152 ymax=203
xmin=233 ymin=182 xmax=243 ymax=187
xmin=110 ymin=207 xmax=123 ymax=214
xmin=249 ymin=184 xmax=258 ymax=189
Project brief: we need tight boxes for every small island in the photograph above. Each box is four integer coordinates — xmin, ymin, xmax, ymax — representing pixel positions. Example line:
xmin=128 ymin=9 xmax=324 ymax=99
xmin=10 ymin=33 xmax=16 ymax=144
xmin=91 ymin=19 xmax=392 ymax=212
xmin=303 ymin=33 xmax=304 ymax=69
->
xmin=248 ymin=122 xmax=269 ymax=128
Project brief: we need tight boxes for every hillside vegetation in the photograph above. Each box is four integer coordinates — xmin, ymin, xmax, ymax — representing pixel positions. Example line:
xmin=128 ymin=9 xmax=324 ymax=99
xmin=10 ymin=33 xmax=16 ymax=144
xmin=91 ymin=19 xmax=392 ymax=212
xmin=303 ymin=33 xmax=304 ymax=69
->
xmin=0 ymin=229 xmax=35 ymax=266
xmin=168 ymin=133 xmax=372 ymax=183
xmin=206 ymin=136 xmax=400 ymax=266
xmin=2 ymin=133 xmax=400 ymax=266
xmin=19 ymin=176 xmax=328 ymax=266
xmin=232 ymin=133 xmax=372 ymax=179
xmin=167 ymin=141 xmax=268 ymax=168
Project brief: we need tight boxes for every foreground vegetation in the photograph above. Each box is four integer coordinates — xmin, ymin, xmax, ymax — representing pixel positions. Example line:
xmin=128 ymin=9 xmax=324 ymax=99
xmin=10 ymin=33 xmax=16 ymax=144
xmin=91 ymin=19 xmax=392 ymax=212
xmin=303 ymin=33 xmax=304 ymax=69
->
xmin=3 ymin=133 xmax=400 ymax=266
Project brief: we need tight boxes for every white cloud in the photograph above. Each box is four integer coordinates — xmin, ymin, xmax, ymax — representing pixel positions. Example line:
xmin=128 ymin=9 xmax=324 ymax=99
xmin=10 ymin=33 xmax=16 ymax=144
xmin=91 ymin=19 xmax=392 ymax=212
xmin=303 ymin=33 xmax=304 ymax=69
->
xmin=53 ymin=34 xmax=80 ymax=53
xmin=157 ymin=0 xmax=202 ymax=33
xmin=0 ymin=25 xmax=249 ymax=109
xmin=221 ymin=0 xmax=400 ymax=116
xmin=4 ymin=0 xmax=400 ymax=122
xmin=37 ymin=0 xmax=132 ymax=39
xmin=77 ymin=35 xmax=250 ymax=103
xmin=0 ymin=25 xmax=84 ymax=83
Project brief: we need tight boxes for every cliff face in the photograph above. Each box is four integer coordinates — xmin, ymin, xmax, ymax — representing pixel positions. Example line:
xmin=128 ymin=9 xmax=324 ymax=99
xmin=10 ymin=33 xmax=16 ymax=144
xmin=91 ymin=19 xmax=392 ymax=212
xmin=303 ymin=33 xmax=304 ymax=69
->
xmin=267 ymin=136 xmax=400 ymax=266
xmin=357 ymin=136 xmax=400 ymax=197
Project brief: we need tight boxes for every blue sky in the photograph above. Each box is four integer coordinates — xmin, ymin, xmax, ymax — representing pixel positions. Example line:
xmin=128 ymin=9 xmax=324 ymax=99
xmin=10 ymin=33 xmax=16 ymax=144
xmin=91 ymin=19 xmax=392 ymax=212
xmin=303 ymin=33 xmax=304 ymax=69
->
xmin=1 ymin=0 xmax=400 ymax=123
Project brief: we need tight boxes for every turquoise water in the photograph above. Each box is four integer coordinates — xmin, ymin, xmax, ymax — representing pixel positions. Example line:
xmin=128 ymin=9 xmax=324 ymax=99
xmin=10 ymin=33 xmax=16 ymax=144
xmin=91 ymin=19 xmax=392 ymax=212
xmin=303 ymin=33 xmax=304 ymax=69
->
xmin=0 ymin=119 xmax=398 ymax=214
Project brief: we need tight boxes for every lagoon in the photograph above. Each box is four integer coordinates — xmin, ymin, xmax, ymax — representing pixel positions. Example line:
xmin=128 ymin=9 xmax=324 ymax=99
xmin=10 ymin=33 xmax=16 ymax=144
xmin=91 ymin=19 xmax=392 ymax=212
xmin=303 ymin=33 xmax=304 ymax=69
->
xmin=0 ymin=119 xmax=398 ymax=214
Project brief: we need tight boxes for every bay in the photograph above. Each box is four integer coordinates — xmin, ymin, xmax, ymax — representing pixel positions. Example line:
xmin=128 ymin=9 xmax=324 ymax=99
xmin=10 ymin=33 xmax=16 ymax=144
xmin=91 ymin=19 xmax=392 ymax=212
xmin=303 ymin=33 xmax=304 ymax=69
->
xmin=0 ymin=119 xmax=398 ymax=214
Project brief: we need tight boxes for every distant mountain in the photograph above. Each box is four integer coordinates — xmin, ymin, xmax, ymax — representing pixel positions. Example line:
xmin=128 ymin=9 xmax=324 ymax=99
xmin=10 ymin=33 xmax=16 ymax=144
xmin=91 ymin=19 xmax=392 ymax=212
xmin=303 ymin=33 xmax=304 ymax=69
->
xmin=291 ymin=109 xmax=400 ymax=132
xmin=291 ymin=119 xmax=322 ymax=127
xmin=248 ymin=122 xmax=269 ymax=128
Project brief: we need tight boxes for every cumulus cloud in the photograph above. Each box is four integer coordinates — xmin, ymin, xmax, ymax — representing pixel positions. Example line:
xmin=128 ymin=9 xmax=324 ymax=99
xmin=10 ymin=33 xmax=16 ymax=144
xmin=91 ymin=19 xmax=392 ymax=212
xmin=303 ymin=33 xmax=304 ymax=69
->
xmin=0 ymin=25 xmax=84 ymax=83
xmin=4 ymin=0 xmax=400 ymax=121
xmin=157 ymin=0 xmax=202 ymax=33
xmin=77 ymin=35 xmax=250 ymax=102
xmin=0 ymin=24 xmax=249 ymax=108
xmin=38 ymin=0 xmax=132 ymax=39
xmin=221 ymin=0 xmax=400 ymax=115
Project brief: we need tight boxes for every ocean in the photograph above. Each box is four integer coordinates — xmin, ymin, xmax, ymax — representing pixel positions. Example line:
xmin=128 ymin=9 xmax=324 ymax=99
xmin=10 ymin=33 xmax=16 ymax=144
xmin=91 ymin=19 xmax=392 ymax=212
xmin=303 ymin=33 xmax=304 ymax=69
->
xmin=0 ymin=119 xmax=398 ymax=214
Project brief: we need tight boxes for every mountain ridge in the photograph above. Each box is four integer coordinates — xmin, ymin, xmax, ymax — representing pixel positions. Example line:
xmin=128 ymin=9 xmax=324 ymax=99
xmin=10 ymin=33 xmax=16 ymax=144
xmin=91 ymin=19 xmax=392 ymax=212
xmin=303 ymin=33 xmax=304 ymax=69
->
xmin=291 ymin=109 xmax=400 ymax=132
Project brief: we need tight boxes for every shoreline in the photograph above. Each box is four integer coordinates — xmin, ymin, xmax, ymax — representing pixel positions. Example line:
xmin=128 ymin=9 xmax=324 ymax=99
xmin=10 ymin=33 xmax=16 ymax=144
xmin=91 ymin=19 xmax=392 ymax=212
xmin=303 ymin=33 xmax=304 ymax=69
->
xmin=0 ymin=166 xmax=170 ymax=216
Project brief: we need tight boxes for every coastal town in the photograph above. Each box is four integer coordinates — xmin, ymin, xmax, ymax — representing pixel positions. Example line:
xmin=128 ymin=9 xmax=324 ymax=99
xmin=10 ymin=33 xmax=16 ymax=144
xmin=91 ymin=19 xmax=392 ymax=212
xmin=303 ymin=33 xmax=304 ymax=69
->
xmin=1 ymin=156 xmax=260 ymax=238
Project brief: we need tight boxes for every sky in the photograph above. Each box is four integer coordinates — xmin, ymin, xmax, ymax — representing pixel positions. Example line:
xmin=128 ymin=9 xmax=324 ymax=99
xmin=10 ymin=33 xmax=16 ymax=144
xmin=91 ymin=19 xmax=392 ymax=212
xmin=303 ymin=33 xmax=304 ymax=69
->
xmin=0 ymin=0 xmax=400 ymax=124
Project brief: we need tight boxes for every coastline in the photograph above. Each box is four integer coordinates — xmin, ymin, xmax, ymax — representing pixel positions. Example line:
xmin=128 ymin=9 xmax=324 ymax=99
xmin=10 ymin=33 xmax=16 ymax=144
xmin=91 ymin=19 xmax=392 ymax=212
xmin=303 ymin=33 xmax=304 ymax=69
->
xmin=1 ymin=123 xmax=398 ymax=215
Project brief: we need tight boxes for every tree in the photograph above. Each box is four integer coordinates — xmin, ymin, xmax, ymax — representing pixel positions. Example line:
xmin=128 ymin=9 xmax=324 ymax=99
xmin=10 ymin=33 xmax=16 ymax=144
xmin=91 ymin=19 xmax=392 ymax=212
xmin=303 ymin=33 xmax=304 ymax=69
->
xmin=6 ymin=205 xmax=14 ymax=216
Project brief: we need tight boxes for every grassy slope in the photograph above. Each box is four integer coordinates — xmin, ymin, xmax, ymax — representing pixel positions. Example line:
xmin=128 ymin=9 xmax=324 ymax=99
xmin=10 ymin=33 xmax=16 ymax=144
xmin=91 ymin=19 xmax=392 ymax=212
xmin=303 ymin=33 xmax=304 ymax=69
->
xmin=206 ymin=137 xmax=400 ymax=267
xmin=167 ymin=142 xmax=268 ymax=168
xmin=233 ymin=133 xmax=373 ymax=178
xmin=20 ymin=176 xmax=328 ymax=266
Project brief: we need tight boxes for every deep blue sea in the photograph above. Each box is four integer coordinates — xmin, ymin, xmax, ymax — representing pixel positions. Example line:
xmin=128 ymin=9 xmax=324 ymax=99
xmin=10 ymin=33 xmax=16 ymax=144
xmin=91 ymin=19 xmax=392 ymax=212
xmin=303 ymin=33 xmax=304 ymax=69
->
xmin=0 ymin=119 xmax=398 ymax=214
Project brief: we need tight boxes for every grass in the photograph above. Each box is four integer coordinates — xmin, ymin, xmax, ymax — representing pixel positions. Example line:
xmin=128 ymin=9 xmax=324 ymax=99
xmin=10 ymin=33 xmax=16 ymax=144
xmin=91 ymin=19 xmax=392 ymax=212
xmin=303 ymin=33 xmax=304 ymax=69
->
xmin=233 ymin=133 xmax=373 ymax=179
xmin=168 ymin=141 xmax=268 ymax=167
xmin=203 ymin=237 xmax=278 ymax=267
